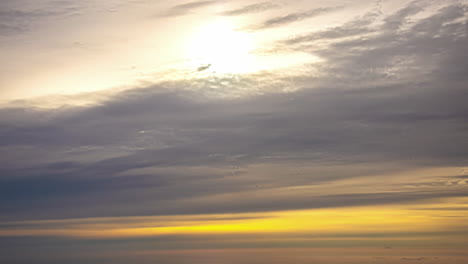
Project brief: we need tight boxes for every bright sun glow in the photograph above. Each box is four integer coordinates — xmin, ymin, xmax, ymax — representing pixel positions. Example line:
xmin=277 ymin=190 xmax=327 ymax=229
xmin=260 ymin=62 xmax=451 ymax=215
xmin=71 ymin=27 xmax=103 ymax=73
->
xmin=183 ymin=19 xmax=321 ymax=76
xmin=186 ymin=20 xmax=255 ymax=74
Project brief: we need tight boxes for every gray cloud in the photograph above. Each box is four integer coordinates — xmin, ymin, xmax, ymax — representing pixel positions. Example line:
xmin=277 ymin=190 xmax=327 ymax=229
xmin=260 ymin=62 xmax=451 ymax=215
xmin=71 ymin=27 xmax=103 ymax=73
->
xmin=0 ymin=1 xmax=81 ymax=36
xmin=278 ymin=2 xmax=468 ymax=87
xmin=383 ymin=0 xmax=429 ymax=31
xmin=0 ymin=0 xmax=467 ymax=222
xmin=250 ymin=6 xmax=342 ymax=30
xmin=162 ymin=1 xmax=217 ymax=17
xmin=283 ymin=10 xmax=381 ymax=44
xmin=0 ymin=8 xmax=55 ymax=36
xmin=221 ymin=2 xmax=276 ymax=16
xmin=401 ymin=257 xmax=426 ymax=261
xmin=1 ymin=80 xmax=467 ymax=220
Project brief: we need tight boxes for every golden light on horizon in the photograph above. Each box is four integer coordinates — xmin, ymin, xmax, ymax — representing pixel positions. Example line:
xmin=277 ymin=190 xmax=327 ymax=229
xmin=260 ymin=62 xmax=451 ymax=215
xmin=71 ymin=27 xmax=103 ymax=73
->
xmin=3 ymin=201 xmax=467 ymax=240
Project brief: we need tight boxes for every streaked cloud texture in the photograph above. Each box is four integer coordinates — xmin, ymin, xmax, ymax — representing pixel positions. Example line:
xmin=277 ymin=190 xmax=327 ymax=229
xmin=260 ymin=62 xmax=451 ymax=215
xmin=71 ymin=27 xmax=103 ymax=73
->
xmin=0 ymin=0 xmax=467 ymax=263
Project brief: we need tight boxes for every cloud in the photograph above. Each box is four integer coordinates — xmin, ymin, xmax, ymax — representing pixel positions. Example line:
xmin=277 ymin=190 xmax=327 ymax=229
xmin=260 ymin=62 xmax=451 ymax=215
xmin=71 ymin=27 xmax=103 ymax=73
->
xmin=162 ymin=1 xmax=217 ymax=17
xmin=250 ymin=6 xmax=342 ymax=30
xmin=283 ymin=10 xmax=381 ymax=44
xmin=0 ymin=8 xmax=54 ymax=36
xmin=401 ymin=257 xmax=426 ymax=261
xmin=0 ymin=1 xmax=81 ymax=36
xmin=221 ymin=2 xmax=276 ymax=16
xmin=383 ymin=0 xmax=429 ymax=31
xmin=2 ymin=2 xmax=468 ymax=264
xmin=0 ymin=0 xmax=467 ymax=222
xmin=1 ymin=81 xmax=467 ymax=220
xmin=277 ymin=2 xmax=468 ymax=86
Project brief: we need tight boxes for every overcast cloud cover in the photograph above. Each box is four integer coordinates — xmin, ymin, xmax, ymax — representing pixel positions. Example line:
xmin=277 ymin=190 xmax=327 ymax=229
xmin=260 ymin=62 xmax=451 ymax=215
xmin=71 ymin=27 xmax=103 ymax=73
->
xmin=0 ymin=0 xmax=468 ymax=263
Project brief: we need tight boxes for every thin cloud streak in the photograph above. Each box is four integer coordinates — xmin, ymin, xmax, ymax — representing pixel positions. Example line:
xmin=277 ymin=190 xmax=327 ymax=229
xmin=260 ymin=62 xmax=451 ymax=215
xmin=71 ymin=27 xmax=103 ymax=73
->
xmin=162 ymin=0 xmax=218 ymax=17
xmin=221 ymin=2 xmax=276 ymax=16
xmin=249 ymin=6 xmax=343 ymax=30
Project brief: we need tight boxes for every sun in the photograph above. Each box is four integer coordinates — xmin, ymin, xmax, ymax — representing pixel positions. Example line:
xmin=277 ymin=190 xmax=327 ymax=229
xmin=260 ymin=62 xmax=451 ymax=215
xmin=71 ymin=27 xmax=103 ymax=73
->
xmin=185 ymin=20 xmax=256 ymax=74
xmin=182 ymin=19 xmax=322 ymax=77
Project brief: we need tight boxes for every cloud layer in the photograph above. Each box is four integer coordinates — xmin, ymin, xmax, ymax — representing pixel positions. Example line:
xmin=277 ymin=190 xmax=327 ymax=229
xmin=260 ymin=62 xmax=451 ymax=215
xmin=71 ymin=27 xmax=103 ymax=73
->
xmin=1 ymin=1 xmax=467 ymax=222
xmin=0 ymin=1 xmax=467 ymax=263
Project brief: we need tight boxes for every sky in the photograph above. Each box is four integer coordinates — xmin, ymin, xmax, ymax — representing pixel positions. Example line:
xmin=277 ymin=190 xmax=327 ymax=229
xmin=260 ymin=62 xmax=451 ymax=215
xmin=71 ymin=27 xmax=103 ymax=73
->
xmin=0 ymin=0 xmax=468 ymax=263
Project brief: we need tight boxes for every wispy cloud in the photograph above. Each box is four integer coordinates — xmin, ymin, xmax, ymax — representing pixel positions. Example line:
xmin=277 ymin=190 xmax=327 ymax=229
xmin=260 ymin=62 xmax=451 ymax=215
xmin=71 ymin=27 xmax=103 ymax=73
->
xmin=221 ymin=2 xmax=276 ymax=16
xmin=283 ymin=10 xmax=381 ymax=44
xmin=162 ymin=0 xmax=218 ymax=17
xmin=249 ymin=6 xmax=343 ymax=30
xmin=0 ymin=2 xmax=80 ymax=36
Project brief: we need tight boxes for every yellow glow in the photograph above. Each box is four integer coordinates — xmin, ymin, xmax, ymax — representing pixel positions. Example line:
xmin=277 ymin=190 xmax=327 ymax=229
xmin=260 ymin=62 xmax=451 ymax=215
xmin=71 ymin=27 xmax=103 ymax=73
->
xmin=3 ymin=200 xmax=468 ymax=240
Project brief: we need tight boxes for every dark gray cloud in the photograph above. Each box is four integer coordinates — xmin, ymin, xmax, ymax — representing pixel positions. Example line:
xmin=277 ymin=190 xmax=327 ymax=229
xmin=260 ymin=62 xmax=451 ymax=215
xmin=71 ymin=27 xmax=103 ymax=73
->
xmin=162 ymin=0 xmax=217 ymax=17
xmin=221 ymin=2 xmax=276 ymax=16
xmin=1 ymin=83 xmax=467 ymax=220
